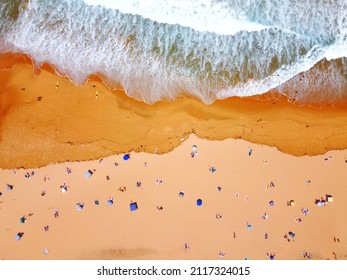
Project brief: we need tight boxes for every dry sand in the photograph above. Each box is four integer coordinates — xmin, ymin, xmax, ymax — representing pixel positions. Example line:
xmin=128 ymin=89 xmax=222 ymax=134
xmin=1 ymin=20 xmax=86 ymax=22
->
xmin=0 ymin=135 xmax=346 ymax=260
xmin=0 ymin=54 xmax=347 ymax=260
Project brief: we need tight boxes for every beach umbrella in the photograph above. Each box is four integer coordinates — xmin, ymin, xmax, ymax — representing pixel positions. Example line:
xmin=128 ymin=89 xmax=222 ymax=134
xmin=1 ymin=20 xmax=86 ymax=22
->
xmin=192 ymin=145 xmax=197 ymax=151
xmin=107 ymin=198 xmax=114 ymax=206
xmin=179 ymin=191 xmax=184 ymax=198
xmin=196 ymin=199 xmax=202 ymax=206
xmin=123 ymin=154 xmax=130 ymax=160
xmin=85 ymin=169 xmax=93 ymax=178
xmin=289 ymin=231 xmax=295 ymax=238
xmin=20 ymin=216 xmax=27 ymax=223
xmin=290 ymin=200 xmax=296 ymax=206
xmin=7 ymin=185 xmax=13 ymax=191
xmin=130 ymin=202 xmax=138 ymax=211
xmin=247 ymin=224 xmax=252 ymax=230
xmin=269 ymin=200 xmax=274 ymax=206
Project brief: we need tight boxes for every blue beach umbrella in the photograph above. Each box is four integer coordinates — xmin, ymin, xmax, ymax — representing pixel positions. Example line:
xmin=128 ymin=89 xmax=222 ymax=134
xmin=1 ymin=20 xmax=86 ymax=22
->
xmin=179 ymin=191 xmax=184 ymax=198
xmin=196 ymin=199 xmax=202 ymax=206
xmin=85 ymin=170 xmax=93 ymax=178
xmin=123 ymin=154 xmax=130 ymax=160
xmin=130 ymin=202 xmax=138 ymax=211
xmin=269 ymin=200 xmax=274 ymax=206
xmin=247 ymin=224 xmax=252 ymax=230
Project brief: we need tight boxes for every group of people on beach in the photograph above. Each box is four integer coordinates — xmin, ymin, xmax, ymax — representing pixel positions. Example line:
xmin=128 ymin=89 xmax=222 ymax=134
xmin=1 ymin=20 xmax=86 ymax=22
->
xmin=1 ymin=146 xmax=343 ymax=260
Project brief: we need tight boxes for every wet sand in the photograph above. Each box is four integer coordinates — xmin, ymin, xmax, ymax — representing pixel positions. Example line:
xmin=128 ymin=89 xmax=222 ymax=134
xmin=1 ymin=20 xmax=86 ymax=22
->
xmin=0 ymin=53 xmax=347 ymax=260
xmin=1 ymin=53 xmax=347 ymax=169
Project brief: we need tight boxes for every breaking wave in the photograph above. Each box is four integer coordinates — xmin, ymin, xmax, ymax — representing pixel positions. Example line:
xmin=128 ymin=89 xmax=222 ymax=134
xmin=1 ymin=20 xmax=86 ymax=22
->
xmin=0 ymin=0 xmax=346 ymax=104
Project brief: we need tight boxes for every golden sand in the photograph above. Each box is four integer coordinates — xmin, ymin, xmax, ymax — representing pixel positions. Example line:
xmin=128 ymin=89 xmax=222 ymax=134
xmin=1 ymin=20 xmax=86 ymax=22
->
xmin=1 ymin=54 xmax=347 ymax=260
xmin=1 ymin=54 xmax=347 ymax=169
xmin=0 ymin=135 xmax=346 ymax=260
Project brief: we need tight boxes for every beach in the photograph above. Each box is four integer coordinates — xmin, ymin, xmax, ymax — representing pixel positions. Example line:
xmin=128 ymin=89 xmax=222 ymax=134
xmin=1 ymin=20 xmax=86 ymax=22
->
xmin=1 ymin=54 xmax=347 ymax=169
xmin=0 ymin=134 xmax=346 ymax=260
xmin=1 ymin=54 xmax=347 ymax=260
xmin=1 ymin=0 xmax=347 ymax=261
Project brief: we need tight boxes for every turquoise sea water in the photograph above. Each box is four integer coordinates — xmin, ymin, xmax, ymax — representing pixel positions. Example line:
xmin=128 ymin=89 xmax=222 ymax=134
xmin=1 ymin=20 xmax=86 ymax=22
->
xmin=0 ymin=0 xmax=346 ymax=104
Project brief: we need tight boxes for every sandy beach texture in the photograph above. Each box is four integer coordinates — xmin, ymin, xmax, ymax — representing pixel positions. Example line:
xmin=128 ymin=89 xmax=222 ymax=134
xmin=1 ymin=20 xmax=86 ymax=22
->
xmin=0 ymin=135 xmax=346 ymax=260
xmin=1 ymin=53 xmax=347 ymax=169
xmin=0 ymin=53 xmax=347 ymax=260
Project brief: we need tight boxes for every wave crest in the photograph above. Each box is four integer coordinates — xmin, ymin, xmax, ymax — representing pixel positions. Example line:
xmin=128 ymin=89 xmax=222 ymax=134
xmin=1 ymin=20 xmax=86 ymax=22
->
xmin=1 ymin=0 xmax=346 ymax=104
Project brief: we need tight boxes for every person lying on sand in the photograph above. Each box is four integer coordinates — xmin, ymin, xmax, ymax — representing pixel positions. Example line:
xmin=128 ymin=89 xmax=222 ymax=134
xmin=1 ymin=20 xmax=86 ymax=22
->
xmin=107 ymin=197 xmax=114 ymax=206
xmin=266 ymin=252 xmax=276 ymax=260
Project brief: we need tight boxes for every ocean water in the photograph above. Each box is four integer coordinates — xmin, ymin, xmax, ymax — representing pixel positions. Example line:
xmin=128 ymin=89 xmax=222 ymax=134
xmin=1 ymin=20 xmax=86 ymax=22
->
xmin=0 ymin=0 xmax=346 ymax=104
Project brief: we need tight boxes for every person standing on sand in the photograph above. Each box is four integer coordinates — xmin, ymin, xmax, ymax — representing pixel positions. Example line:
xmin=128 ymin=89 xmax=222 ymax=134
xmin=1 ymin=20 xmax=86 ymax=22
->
xmin=53 ymin=209 xmax=59 ymax=218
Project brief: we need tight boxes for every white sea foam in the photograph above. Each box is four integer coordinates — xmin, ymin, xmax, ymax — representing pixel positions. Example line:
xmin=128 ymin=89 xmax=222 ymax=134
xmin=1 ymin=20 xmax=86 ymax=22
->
xmin=1 ymin=0 xmax=346 ymax=104
xmin=82 ymin=0 xmax=269 ymax=35
xmin=216 ymin=46 xmax=328 ymax=99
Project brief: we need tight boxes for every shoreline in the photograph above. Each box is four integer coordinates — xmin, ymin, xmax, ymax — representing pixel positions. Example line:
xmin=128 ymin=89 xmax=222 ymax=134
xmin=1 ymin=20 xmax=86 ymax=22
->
xmin=1 ymin=53 xmax=346 ymax=261
xmin=1 ymin=52 xmax=347 ymax=169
